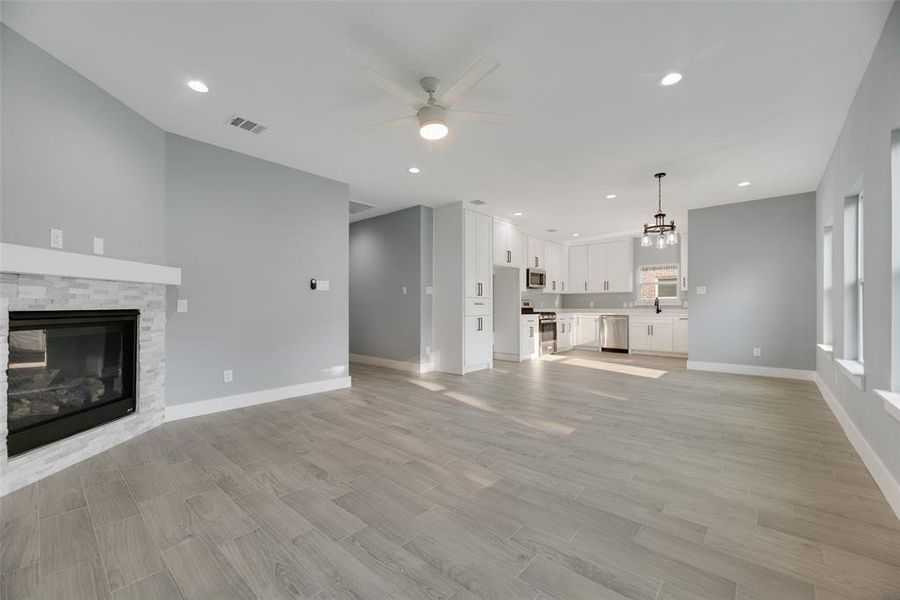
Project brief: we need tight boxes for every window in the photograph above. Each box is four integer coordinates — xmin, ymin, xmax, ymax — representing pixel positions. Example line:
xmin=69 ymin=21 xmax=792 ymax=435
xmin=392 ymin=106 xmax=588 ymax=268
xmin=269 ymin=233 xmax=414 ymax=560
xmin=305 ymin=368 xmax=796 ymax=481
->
xmin=823 ymin=225 xmax=833 ymax=346
xmin=638 ymin=264 xmax=679 ymax=302
xmin=844 ymin=192 xmax=864 ymax=363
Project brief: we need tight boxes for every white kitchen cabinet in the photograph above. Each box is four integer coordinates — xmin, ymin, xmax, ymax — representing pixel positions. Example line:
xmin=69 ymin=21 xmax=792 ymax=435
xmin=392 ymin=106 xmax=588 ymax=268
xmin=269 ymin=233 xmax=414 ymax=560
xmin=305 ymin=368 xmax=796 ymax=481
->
xmin=545 ymin=241 xmax=568 ymax=293
xmin=520 ymin=315 xmax=538 ymax=359
xmin=569 ymin=245 xmax=589 ymax=293
xmin=527 ymin=236 xmax=545 ymax=269
xmin=630 ymin=317 xmax=676 ymax=353
xmin=492 ymin=219 xmax=526 ymax=268
xmin=465 ymin=315 xmax=493 ymax=371
xmin=674 ymin=316 xmax=688 ymax=354
xmin=465 ymin=211 xmax=492 ymax=299
xmin=679 ymin=234 xmax=689 ymax=292
xmin=557 ymin=316 xmax=575 ymax=351
xmin=582 ymin=240 xmax=633 ymax=293
xmin=575 ymin=314 xmax=599 ymax=348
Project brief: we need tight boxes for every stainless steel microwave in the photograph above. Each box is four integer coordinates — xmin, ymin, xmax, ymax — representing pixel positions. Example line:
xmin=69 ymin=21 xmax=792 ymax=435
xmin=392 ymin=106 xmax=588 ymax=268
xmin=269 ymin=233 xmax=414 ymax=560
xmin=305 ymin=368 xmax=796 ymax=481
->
xmin=526 ymin=268 xmax=546 ymax=289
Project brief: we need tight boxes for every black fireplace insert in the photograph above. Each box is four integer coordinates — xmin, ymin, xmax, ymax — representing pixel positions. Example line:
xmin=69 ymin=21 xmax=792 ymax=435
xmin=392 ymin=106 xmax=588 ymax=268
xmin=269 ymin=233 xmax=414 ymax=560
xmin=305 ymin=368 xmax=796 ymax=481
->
xmin=6 ymin=310 xmax=138 ymax=457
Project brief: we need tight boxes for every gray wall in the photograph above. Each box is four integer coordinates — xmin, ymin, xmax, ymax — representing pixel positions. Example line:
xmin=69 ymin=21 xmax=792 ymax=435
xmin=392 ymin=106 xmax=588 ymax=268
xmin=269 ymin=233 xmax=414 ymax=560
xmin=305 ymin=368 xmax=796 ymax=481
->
xmin=688 ymin=192 xmax=816 ymax=370
xmin=350 ymin=206 xmax=432 ymax=365
xmin=816 ymin=3 xmax=900 ymax=484
xmin=165 ymin=134 xmax=348 ymax=405
xmin=0 ymin=24 xmax=166 ymax=263
xmin=419 ymin=207 xmax=434 ymax=361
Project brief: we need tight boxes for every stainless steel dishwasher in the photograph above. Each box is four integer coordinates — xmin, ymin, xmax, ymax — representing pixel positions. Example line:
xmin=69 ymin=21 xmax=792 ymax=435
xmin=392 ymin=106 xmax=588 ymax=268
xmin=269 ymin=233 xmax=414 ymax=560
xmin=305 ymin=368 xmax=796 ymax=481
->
xmin=600 ymin=315 xmax=629 ymax=352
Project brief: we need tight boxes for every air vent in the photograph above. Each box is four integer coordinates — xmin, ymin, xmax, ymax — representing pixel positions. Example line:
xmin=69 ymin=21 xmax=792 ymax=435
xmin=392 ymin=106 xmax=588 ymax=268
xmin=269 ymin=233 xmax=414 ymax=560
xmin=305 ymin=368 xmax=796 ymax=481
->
xmin=470 ymin=199 xmax=486 ymax=206
xmin=349 ymin=200 xmax=375 ymax=215
xmin=227 ymin=115 xmax=267 ymax=134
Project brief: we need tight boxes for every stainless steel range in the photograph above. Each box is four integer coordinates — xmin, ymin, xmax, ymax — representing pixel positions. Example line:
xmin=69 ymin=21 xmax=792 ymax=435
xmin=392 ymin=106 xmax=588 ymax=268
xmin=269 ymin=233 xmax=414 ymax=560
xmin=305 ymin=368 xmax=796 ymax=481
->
xmin=521 ymin=302 xmax=557 ymax=355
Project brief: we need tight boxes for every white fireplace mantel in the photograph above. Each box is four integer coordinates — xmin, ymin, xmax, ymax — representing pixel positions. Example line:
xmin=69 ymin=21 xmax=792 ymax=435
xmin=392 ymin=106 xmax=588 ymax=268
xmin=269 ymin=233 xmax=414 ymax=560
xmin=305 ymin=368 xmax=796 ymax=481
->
xmin=0 ymin=243 xmax=180 ymax=285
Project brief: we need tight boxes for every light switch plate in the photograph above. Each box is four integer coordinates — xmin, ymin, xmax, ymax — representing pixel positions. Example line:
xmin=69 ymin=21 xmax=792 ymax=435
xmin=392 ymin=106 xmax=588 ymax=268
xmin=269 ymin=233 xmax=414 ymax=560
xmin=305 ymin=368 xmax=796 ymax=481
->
xmin=753 ymin=347 xmax=762 ymax=357
xmin=223 ymin=369 xmax=233 ymax=383
xmin=425 ymin=286 xmax=433 ymax=295
xmin=696 ymin=285 xmax=707 ymax=295
xmin=314 ymin=279 xmax=330 ymax=291
xmin=50 ymin=228 xmax=63 ymax=249
xmin=402 ymin=286 xmax=408 ymax=295
xmin=176 ymin=299 xmax=188 ymax=313
xmin=93 ymin=237 xmax=104 ymax=255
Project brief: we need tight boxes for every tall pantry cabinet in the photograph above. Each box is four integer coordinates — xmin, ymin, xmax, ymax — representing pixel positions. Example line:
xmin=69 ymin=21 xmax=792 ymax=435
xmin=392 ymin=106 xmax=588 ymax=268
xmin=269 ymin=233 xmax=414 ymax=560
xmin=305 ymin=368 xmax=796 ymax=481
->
xmin=434 ymin=203 xmax=494 ymax=374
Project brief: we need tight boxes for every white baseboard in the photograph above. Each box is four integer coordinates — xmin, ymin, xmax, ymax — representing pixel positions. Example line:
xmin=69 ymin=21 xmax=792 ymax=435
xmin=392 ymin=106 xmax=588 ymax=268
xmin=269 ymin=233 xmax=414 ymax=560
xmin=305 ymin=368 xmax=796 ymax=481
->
xmin=349 ymin=353 xmax=433 ymax=374
xmin=815 ymin=375 xmax=900 ymax=519
xmin=687 ymin=360 xmax=815 ymax=381
xmin=165 ymin=376 xmax=352 ymax=421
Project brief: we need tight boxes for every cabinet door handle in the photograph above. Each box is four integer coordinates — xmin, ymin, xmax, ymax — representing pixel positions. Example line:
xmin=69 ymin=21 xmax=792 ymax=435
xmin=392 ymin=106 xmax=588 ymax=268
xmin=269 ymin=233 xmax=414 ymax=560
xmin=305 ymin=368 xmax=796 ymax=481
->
xmin=647 ymin=325 xmax=650 ymax=336
xmin=584 ymin=282 xmax=588 ymax=292
xmin=477 ymin=317 xmax=483 ymax=331
xmin=552 ymin=281 xmax=556 ymax=291
xmin=682 ymin=276 xmax=686 ymax=287
xmin=507 ymin=250 xmax=512 ymax=264
xmin=561 ymin=282 xmax=565 ymax=291
xmin=477 ymin=282 xmax=483 ymax=296
xmin=529 ymin=326 xmax=534 ymax=338
xmin=651 ymin=325 xmax=654 ymax=335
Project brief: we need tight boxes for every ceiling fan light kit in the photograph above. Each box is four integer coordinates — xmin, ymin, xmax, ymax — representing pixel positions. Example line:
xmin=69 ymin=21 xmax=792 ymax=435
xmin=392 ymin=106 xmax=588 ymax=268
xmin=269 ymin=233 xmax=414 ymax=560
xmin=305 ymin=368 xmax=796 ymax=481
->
xmin=417 ymin=102 xmax=449 ymax=140
xmin=641 ymin=172 xmax=678 ymax=249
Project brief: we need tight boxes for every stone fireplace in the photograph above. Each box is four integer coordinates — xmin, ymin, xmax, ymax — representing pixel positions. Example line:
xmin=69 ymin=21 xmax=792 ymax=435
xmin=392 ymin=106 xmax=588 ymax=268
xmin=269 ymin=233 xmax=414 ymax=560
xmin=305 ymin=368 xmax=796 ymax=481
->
xmin=1 ymin=245 xmax=179 ymax=496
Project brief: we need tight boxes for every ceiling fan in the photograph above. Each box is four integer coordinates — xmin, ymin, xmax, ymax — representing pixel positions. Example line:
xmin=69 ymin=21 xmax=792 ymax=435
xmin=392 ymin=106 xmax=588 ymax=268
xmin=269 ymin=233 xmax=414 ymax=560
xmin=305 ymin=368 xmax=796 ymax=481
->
xmin=356 ymin=55 xmax=512 ymax=141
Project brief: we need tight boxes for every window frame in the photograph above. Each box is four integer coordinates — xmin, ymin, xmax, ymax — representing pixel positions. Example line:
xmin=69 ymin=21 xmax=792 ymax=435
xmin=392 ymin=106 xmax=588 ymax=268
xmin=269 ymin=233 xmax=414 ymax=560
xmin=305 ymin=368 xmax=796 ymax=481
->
xmin=636 ymin=263 xmax=681 ymax=305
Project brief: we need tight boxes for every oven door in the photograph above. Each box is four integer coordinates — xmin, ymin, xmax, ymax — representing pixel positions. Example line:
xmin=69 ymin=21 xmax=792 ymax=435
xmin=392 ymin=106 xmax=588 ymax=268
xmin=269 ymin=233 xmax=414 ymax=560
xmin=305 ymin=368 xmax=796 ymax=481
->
xmin=527 ymin=269 xmax=546 ymax=289
xmin=539 ymin=319 xmax=557 ymax=354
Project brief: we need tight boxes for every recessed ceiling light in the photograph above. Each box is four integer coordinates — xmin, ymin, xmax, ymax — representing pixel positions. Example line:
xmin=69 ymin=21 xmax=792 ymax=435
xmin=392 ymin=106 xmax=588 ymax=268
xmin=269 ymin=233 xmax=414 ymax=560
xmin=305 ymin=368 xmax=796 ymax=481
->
xmin=606 ymin=194 xmax=617 ymax=199
xmin=407 ymin=167 xmax=421 ymax=174
xmin=513 ymin=212 xmax=523 ymax=216
xmin=738 ymin=181 xmax=751 ymax=187
xmin=572 ymin=233 xmax=580 ymax=237
xmin=660 ymin=72 xmax=682 ymax=86
xmin=187 ymin=80 xmax=209 ymax=93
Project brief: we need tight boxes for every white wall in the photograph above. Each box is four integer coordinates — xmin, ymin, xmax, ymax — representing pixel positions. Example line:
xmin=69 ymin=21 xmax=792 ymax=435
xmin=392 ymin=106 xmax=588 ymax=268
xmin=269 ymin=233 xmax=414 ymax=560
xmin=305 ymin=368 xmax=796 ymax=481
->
xmin=816 ymin=2 xmax=900 ymax=510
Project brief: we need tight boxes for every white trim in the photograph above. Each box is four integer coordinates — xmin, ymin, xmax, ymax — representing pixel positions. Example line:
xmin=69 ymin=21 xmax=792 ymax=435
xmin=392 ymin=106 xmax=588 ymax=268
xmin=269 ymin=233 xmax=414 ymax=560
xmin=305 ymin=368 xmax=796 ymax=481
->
xmin=816 ymin=376 xmax=900 ymax=519
xmin=349 ymin=353 xmax=433 ymax=374
xmin=687 ymin=360 xmax=815 ymax=381
xmin=0 ymin=243 xmax=181 ymax=285
xmin=817 ymin=344 xmax=834 ymax=353
xmin=875 ymin=389 xmax=900 ymax=425
xmin=165 ymin=376 xmax=351 ymax=421
xmin=835 ymin=358 xmax=866 ymax=390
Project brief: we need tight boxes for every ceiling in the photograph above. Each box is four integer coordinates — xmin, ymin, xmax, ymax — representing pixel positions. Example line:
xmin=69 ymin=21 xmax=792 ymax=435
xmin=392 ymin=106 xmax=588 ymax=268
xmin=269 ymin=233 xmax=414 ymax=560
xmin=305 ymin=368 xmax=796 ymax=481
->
xmin=2 ymin=1 xmax=892 ymax=243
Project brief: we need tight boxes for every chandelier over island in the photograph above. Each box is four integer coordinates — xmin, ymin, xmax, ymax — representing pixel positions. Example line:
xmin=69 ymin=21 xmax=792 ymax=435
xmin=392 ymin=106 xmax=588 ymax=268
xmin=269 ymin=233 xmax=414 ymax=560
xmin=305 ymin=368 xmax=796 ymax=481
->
xmin=641 ymin=172 xmax=679 ymax=249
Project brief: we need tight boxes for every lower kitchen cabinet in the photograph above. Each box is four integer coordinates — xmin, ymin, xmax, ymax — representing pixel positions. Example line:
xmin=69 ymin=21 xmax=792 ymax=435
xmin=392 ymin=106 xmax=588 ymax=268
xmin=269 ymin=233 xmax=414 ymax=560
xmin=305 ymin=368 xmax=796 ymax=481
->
xmin=575 ymin=314 xmax=599 ymax=348
xmin=674 ymin=316 xmax=689 ymax=354
xmin=520 ymin=315 xmax=538 ymax=360
xmin=557 ymin=316 xmax=575 ymax=351
xmin=465 ymin=315 xmax=493 ymax=371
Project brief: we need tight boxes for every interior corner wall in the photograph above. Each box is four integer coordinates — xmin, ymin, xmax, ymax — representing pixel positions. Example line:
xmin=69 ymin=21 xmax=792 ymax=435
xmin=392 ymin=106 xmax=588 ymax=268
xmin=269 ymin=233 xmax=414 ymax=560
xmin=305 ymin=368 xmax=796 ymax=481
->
xmin=165 ymin=134 xmax=349 ymax=406
xmin=0 ymin=24 xmax=166 ymax=263
xmin=815 ymin=2 xmax=900 ymax=492
xmin=688 ymin=192 xmax=816 ymax=370
xmin=419 ymin=206 xmax=435 ymax=365
xmin=349 ymin=206 xmax=431 ymax=366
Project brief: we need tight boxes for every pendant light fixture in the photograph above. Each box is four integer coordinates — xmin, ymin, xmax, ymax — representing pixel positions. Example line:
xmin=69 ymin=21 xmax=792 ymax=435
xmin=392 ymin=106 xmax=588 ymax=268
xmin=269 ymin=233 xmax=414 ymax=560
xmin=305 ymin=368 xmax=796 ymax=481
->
xmin=641 ymin=172 xmax=678 ymax=248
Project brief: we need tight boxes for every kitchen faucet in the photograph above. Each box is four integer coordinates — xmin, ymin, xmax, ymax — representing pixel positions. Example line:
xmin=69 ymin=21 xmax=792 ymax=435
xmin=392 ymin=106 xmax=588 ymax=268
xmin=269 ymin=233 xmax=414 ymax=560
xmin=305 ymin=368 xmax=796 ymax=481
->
xmin=654 ymin=297 xmax=661 ymax=314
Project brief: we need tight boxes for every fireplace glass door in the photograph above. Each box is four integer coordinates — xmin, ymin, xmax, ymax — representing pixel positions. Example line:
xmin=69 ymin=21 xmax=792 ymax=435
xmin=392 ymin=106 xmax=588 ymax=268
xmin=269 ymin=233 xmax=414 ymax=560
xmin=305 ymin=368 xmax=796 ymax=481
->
xmin=7 ymin=310 xmax=138 ymax=456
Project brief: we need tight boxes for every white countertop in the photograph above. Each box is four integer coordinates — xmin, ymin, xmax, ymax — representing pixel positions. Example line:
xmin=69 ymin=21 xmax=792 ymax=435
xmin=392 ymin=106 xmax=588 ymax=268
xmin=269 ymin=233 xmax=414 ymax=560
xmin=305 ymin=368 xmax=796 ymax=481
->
xmin=550 ymin=308 xmax=688 ymax=317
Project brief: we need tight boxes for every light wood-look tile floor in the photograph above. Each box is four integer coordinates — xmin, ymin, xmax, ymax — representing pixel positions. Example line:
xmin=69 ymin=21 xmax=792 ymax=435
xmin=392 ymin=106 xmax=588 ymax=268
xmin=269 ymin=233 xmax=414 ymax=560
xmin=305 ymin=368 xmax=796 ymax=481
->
xmin=3 ymin=351 xmax=900 ymax=600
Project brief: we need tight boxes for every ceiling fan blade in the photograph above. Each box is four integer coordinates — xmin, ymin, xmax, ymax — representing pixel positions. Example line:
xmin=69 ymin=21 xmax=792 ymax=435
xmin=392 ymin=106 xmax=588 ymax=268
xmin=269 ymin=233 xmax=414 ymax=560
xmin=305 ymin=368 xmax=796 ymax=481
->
xmin=449 ymin=109 xmax=513 ymax=125
xmin=353 ymin=115 xmax=417 ymax=133
xmin=438 ymin=55 xmax=500 ymax=107
xmin=357 ymin=66 xmax=423 ymax=109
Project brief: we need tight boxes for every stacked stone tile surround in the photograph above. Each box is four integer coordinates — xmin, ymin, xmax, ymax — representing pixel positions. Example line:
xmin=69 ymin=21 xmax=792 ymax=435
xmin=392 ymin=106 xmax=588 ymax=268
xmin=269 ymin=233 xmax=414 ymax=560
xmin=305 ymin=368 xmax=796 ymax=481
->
xmin=0 ymin=273 xmax=166 ymax=495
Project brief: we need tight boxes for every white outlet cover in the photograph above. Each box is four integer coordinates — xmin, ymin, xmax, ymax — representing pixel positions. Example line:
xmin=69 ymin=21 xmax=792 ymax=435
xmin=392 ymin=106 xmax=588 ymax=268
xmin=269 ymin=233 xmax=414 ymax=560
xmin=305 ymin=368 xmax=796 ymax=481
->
xmin=315 ymin=279 xmax=330 ymax=291
xmin=176 ymin=299 xmax=188 ymax=313
xmin=402 ymin=286 xmax=408 ymax=295
xmin=93 ymin=237 xmax=104 ymax=255
xmin=50 ymin=228 xmax=63 ymax=249
xmin=425 ymin=286 xmax=433 ymax=295
xmin=223 ymin=369 xmax=233 ymax=383
xmin=753 ymin=347 xmax=762 ymax=356
xmin=696 ymin=285 xmax=707 ymax=295
xmin=589 ymin=301 xmax=595 ymax=307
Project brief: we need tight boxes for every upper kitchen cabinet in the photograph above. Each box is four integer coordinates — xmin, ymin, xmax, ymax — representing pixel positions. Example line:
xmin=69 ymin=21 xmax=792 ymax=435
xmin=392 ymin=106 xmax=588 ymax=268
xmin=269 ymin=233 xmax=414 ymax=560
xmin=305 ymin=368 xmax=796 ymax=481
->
xmin=527 ymin=236 xmax=545 ymax=269
xmin=580 ymin=239 xmax=633 ymax=293
xmin=465 ymin=210 xmax=492 ymax=299
xmin=545 ymin=241 xmax=569 ymax=293
xmin=569 ymin=244 xmax=589 ymax=293
xmin=492 ymin=219 xmax=526 ymax=268
xmin=679 ymin=233 xmax=689 ymax=291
